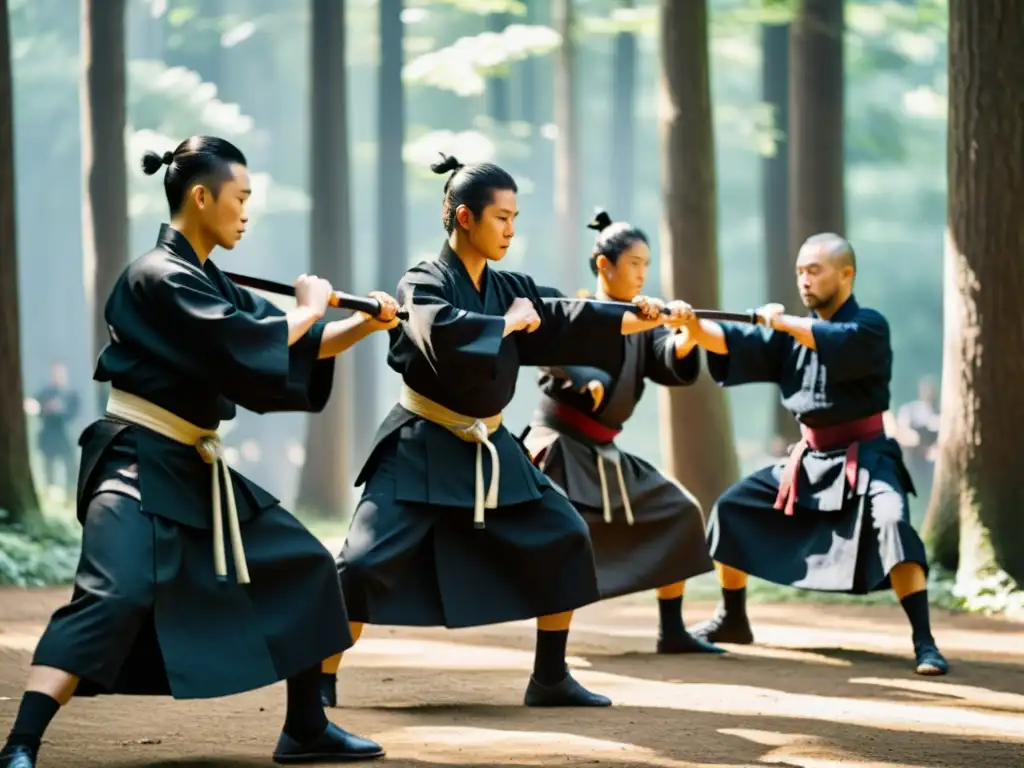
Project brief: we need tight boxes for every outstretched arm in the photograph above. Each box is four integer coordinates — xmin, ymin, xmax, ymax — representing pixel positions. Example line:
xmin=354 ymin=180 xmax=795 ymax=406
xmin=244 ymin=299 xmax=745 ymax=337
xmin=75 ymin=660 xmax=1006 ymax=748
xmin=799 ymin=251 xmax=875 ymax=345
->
xmin=680 ymin=315 xmax=785 ymax=387
xmin=399 ymin=267 xmax=507 ymax=378
xmin=769 ymin=307 xmax=890 ymax=382
xmin=645 ymin=325 xmax=701 ymax=386
xmin=139 ymin=268 xmax=335 ymax=413
xmin=317 ymin=290 xmax=401 ymax=359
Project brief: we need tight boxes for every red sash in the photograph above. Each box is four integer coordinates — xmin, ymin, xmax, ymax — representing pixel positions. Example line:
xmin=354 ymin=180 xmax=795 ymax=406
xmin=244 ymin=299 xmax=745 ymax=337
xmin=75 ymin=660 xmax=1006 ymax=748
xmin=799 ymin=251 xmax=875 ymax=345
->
xmin=773 ymin=412 xmax=885 ymax=516
xmin=551 ymin=403 xmax=621 ymax=444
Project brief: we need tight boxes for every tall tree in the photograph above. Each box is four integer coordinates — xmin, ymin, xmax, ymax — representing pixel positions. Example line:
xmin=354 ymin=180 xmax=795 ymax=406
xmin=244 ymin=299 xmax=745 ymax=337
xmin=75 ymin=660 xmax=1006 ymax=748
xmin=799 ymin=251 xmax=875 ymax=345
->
xmin=81 ymin=0 xmax=129 ymax=408
xmin=353 ymin=0 xmax=407 ymax=472
xmin=788 ymin=0 xmax=845 ymax=252
xmin=0 ymin=0 xmax=41 ymax=527
xmin=657 ymin=0 xmax=740 ymax=510
xmin=929 ymin=0 xmax=1024 ymax=595
xmin=553 ymin=0 xmax=580 ymax=289
xmin=487 ymin=11 xmax=511 ymax=123
xmin=761 ymin=20 xmax=800 ymax=446
xmin=296 ymin=0 xmax=354 ymax=518
xmin=610 ymin=0 xmax=636 ymax=220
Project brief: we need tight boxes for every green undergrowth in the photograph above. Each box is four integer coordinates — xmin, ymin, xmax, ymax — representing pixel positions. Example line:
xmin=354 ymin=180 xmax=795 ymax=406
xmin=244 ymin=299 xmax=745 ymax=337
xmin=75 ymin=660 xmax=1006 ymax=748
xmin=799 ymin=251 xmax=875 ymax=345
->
xmin=4 ymin=508 xmax=1020 ymax=622
xmin=0 ymin=503 xmax=81 ymax=587
xmin=627 ymin=567 xmax=965 ymax=613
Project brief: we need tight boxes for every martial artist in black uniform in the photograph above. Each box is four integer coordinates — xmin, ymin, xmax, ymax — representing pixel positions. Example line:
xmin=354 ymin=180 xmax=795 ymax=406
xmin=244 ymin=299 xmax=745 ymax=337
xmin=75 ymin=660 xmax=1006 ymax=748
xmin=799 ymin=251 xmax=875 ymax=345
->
xmin=0 ymin=136 xmax=399 ymax=768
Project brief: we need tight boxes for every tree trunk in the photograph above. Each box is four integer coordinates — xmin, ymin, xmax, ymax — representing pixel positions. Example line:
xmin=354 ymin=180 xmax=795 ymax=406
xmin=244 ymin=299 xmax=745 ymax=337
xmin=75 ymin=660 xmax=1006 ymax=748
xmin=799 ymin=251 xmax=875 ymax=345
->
xmin=81 ymin=0 xmax=129 ymax=413
xmin=518 ymin=0 xmax=540 ymax=127
xmin=295 ymin=0 xmax=354 ymax=519
xmin=657 ymin=0 xmax=740 ymax=511
xmin=352 ymin=0 xmax=406 ymax=476
xmin=761 ymin=21 xmax=800 ymax=446
xmin=937 ymin=0 xmax=1024 ymax=595
xmin=922 ymin=436 xmax=959 ymax=572
xmin=0 ymin=0 xmax=41 ymax=527
xmin=610 ymin=0 xmax=635 ymax=221
xmin=788 ymin=0 xmax=845 ymax=253
xmin=553 ymin=0 xmax=580 ymax=290
xmin=487 ymin=12 xmax=511 ymax=124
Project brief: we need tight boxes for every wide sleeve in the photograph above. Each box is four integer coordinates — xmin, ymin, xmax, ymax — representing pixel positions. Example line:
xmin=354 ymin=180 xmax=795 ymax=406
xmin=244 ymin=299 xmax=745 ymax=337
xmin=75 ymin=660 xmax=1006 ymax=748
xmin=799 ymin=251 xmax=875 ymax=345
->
xmin=540 ymin=364 xmax=615 ymax=393
xmin=515 ymin=282 xmax=627 ymax=369
xmin=810 ymin=308 xmax=891 ymax=382
xmin=397 ymin=265 xmax=506 ymax=378
xmin=145 ymin=267 xmax=334 ymax=414
xmin=643 ymin=326 xmax=701 ymax=386
xmin=219 ymin=277 xmax=335 ymax=413
xmin=705 ymin=322 xmax=788 ymax=387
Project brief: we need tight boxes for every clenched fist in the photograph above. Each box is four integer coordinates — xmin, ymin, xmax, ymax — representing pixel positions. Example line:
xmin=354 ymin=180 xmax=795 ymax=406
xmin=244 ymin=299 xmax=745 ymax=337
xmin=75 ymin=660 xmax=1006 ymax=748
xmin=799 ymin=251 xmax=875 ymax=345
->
xmin=663 ymin=300 xmax=697 ymax=329
xmin=755 ymin=302 xmax=786 ymax=329
xmin=363 ymin=290 xmax=401 ymax=331
xmin=504 ymin=297 xmax=542 ymax=335
xmin=295 ymin=273 xmax=334 ymax=318
xmin=632 ymin=295 xmax=665 ymax=322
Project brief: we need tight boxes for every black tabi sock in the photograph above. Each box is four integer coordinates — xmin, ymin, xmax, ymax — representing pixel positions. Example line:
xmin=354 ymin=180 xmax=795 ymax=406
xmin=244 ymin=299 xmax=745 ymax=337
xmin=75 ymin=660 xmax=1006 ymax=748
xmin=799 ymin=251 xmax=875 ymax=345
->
xmin=658 ymin=596 xmax=685 ymax=638
xmin=900 ymin=590 xmax=935 ymax=646
xmin=4 ymin=691 xmax=60 ymax=751
xmin=284 ymin=666 xmax=330 ymax=743
xmin=533 ymin=629 xmax=569 ymax=686
xmin=721 ymin=586 xmax=747 ymax=615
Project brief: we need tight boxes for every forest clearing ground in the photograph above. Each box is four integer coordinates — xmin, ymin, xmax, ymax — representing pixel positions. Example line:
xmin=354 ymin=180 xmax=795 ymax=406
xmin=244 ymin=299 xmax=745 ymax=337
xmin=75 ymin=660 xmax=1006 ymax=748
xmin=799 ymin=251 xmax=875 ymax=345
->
xmin=2 ymin=581 xmax=1024 ymax=768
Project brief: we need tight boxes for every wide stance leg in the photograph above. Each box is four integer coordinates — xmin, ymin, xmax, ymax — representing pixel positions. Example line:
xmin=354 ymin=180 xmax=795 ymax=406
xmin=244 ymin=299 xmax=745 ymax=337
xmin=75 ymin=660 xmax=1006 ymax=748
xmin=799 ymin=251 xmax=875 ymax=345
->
xmin=319 ymin=622 xmax=364 ymax=708
xmin=691 ymin=563 xmax=756 ymax=645
xmin=271 ymin=664 xmax=384 ymax=764
xmin=523 ymin=612 xmax=611 ymax=707
xmin=654 ymin=581 xmax=726 ymax=654
xmin=0 ymin=667 xmax=79 ymax=767
xmin=890 ymin=563 xmax=948 ymax=675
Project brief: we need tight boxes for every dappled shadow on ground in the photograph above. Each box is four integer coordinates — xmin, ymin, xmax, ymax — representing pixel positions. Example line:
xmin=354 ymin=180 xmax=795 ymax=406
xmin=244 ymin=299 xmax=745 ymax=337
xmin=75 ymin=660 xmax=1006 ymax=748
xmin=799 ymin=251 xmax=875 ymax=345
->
xmin=1 ymin=588 xmax=1022 ymax=767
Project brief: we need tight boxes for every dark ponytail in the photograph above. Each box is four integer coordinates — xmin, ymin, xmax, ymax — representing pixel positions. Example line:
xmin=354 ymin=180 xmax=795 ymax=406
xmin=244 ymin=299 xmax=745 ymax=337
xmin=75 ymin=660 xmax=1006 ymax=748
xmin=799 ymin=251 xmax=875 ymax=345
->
xmin=586 ymin=208 xmax=648 ymax=276
xmin=140 ymin=135 xmax=247 ymax=215
xmin=141 ymin=150 xmax=174 ymax=176
xmin=432 ymin=153 xmax=517 ymax=233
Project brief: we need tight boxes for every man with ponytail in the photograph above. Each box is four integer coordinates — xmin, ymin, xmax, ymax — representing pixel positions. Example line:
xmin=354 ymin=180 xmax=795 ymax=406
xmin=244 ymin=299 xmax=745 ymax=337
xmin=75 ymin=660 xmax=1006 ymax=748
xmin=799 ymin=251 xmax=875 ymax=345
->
xmin=522 ymin=210 xmax=723 ymax=655
xmin=1 ymin=136 xmax=397 ymax=767
xmin=323 ymin=155 xmax=686 ymax=709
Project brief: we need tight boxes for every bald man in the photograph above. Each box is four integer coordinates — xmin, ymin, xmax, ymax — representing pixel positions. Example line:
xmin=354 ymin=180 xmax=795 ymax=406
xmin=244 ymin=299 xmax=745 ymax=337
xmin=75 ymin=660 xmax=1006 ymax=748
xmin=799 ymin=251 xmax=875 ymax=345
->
xmin=679 ymin=233 xmax=948 ymax=676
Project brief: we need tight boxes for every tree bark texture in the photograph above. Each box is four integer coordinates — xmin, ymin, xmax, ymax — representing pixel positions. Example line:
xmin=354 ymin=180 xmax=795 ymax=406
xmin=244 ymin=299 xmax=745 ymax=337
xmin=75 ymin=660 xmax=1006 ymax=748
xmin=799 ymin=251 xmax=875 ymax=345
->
xmin=296 ymin=0 xmax=354 ymax=518
xmin=81 ymin=0 xmax=129 ymax=405
xmin=788 ymin=0 xmax=845 ymax=253
xmin=0 ymin=0 xmax=41 ymax=526
xmin=761 ymin=21 xmax=801 ymax=445
xmin=657 ymin=0 xmax=741 ymax=512
xmin=935 ymin=0 xmax=1024 ymax=592
xmin=553 ymin=0 xmax=580 ymax=290
xmin=610 ymin=0 xmax=636 ymax=221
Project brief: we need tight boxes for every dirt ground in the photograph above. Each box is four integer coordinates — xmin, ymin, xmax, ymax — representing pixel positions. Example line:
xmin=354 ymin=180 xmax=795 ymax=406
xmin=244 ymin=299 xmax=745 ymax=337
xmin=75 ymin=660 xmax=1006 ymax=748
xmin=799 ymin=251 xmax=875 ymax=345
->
xmin=1 ymin=586 xmax=1023 ymax=768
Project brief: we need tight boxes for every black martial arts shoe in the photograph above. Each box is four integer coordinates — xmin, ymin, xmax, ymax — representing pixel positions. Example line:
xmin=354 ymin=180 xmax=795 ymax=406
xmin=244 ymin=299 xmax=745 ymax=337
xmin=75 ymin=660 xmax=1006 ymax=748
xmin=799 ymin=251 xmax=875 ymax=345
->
xmin=914 ymin=642 xmax=949 ymax=676
xmin=690 ymin=610 xmax=754 ymax=645
xmin=319 ymin=673 xmax=338 ymax=708
xmin=524 ymin=671 xmax=612 ymax=707
xmin=272 ymin=723 xmax=384 ymax=764
xmin=0 ymin=743 xmax=36 ymax=768
xmin=657 ymin=632 xmax=726 ymax=654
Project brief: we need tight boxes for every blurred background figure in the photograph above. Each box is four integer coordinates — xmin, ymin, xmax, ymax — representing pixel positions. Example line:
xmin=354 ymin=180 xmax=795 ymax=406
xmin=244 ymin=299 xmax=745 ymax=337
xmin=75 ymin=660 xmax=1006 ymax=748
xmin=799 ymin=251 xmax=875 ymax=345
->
xmin=31 ymin=362 xmax=80 ymax=500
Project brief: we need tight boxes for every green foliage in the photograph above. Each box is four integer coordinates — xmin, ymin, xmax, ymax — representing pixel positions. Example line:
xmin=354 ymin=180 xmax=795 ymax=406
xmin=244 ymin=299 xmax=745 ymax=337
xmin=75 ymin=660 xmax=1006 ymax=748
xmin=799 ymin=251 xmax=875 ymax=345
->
xmin=951 ymin=569 xmax=1024 ymax=619
xmin=416 ymin=0 xmax=528 ymax=16
xmin=403 ymin=23 xmax=561 ymax=95
xmin=0 ymin=513 xmax=80 ymax=587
